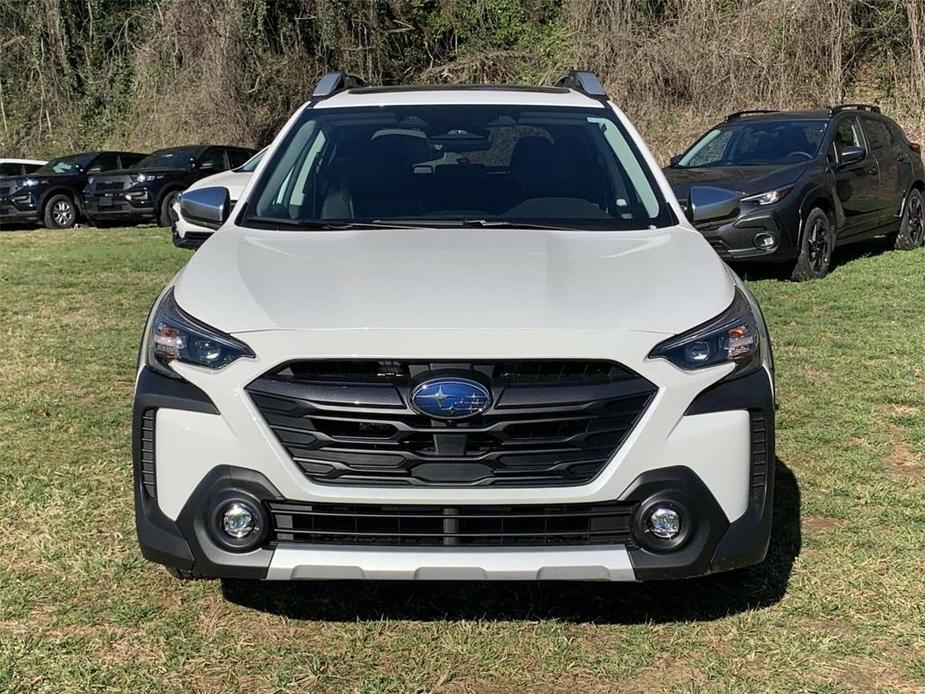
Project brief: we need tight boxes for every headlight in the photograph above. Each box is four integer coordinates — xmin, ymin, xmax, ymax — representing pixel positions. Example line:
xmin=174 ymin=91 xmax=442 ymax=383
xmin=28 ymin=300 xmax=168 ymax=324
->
xmin=649 ymin=289 xmax=760 ymax=376
xmin=22 ymin=178 xmax=40 ymax=187
xmin=145 ymin=287 xmax=254 ymax=378
xmin=741 ymin=187 xmax=791 ymax=206
xmin=134 ymin=173 xmax=162 ymax=183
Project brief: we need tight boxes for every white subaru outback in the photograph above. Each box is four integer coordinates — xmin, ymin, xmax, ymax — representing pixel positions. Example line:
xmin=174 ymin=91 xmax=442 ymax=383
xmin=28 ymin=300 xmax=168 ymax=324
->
xmin=134 ymin=71 xmax=775 ymax=582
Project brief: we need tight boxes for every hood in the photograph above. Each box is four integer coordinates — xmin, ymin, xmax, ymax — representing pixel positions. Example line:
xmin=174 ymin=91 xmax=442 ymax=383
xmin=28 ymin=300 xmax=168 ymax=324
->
xmin=174 ymin=225 xmax=735 ymax=336
xmin=664 ymin=162 xmax=809 ymax=200
xmin=94 ymin=167 xmax=183 ymax=179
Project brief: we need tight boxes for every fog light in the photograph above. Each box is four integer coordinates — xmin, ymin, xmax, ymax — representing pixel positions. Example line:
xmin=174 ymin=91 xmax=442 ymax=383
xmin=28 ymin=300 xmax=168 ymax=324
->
xmin=754 ymin=232 xmax=777 ymax=250
xmin=222 ymin=502 xmax=256 ymax=539
xmin=646 ymin=507 xmax=681 ymax=539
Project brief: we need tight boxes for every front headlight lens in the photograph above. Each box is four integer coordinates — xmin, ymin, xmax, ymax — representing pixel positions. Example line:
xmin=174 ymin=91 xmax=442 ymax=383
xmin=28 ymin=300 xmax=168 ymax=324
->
xmin=649 ymin=289 xmax=760 ymax=375
xmin=145 ymin=287 xmax=254 ymax=377
xmin=22 ymin=178 xmax=40 ymax=187
xmin=134 ymin=173 xmax=162 ymax=183
xmin=741 ymin=187 xmax=791 ymax=206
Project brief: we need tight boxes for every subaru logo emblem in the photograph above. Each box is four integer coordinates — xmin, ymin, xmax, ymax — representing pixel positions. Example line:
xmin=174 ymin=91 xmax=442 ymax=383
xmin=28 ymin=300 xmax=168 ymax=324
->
xmin=410 ymin=378 xmax=491 ymax=420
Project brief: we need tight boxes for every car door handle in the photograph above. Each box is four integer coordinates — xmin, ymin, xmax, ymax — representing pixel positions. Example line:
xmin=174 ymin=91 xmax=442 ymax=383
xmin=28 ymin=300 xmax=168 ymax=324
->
xmin=866 ymin=166 xmax=878 ymax=176
xmin=897 ymin=154 xmax=911 ymax=163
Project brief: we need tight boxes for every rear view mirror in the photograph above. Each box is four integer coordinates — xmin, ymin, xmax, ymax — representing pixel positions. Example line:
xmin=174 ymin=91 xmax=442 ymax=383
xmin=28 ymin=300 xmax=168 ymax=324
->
xmin=688 ymin=186 xmax=740 ymax=224
xmin=180 ymin=186 xmax=231 ymax=230
xmin=838 ymin=145 xmax=866 ymax=164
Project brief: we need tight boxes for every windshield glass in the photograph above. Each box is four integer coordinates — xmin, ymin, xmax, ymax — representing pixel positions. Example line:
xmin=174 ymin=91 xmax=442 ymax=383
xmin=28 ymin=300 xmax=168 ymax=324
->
xmin=237 ymin=148 xmax=266 ymax=172
xmin=133 ymin=147 xmax=201 ymax=170
xmin=36 ymin=153 xmax=96 ymax=174
xmin=677 ymin=120 xmax=827 ymax=167
xmin=243 ymin=105 xmax=673 ymax=230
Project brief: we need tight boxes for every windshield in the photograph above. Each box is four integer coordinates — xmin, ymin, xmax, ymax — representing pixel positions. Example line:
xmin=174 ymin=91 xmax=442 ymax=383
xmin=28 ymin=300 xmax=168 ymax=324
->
xmin=243 ymin=105 xmax=674 ymax=230
xmin=237 ymin=148 xmax=266 ymax=173
xmin=677 ymin=120 xmax=827 ymax=167
xmin=36 ymin=153 xmax=96 ymax=175
xmin=133 ymin=147 xmax=201 ymax=170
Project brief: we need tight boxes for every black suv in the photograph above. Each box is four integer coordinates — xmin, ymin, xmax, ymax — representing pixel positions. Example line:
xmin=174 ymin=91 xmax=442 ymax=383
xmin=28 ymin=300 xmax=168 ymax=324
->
xmin=664 ymin=106 xmax=925 ymax=280
xmin=83 ymin=145 xmax=256 ymax=227
xmin=0 ymin=151 xmax=145 ymax=229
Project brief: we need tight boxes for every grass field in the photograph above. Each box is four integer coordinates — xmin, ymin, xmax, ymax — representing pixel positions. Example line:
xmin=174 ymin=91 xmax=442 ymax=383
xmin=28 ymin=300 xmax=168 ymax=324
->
xmin=0 ymin=227 xmax=923 ymax=692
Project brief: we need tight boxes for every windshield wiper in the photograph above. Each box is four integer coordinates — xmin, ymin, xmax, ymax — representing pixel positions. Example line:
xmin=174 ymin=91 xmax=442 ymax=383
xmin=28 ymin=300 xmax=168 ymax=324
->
xmin=459 ymin=219 xmax=582 ymax=231
xmin=245 ymin=217 xmax=411 ymax=231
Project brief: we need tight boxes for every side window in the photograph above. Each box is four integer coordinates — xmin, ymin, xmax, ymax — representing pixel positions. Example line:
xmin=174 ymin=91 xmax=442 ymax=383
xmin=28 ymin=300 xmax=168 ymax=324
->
xmin=679 ymin=128 xmax=734 ymax=168
xmin=87 ymin=153 xmax=119 ymax=172
xmin=861 ymin=118 xmax=893 ymax=151
xmin=227 ymin=149 xmax=252 ymax=168
xmin=832 ymin=117 xmax=864 ymax=159
xmin=23 ymin=163 xmax=43 ymax=174
xmin=0 ymin=163 xmax=23 ymax=176
xmin=197 ymin=148 xmax=226 ymax=171
xmin=120 ymin=153 xmax=144 ymax=169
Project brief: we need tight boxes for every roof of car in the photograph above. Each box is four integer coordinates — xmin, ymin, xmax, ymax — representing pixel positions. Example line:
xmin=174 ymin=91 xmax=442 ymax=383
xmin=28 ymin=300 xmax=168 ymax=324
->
xmin=0 ymin=158 xmax=46 ymax=165
xmin=313 ymin=85 xmax=607 ymax=110
xmin=724 ymin=108 xmax=890 ymax=124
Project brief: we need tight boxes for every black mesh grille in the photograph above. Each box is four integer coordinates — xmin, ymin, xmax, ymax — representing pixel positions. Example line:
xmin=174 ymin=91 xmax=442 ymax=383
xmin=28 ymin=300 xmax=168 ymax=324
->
xmin=749 ymin=410 xmax=770 ymax=506
xmin=140 ymin=409 xmax=157 ymax=498
xmin=246 ymin=359 xmax=657 ymax=488
xmin=268 ymin=500 xmax=637 ymax=547
xmin=705 ymin=237 xmax=732 ymax=259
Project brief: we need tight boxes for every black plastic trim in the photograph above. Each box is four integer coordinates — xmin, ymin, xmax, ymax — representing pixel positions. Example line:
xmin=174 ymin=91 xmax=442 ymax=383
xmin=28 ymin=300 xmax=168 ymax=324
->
xmin=134 ymin=366 xmax=219 ymax=415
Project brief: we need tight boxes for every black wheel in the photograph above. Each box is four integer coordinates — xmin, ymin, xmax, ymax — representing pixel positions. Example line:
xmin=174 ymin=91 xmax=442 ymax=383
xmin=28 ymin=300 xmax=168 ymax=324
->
xmin=895 ymin=188 xmax=925 ymax=250
xmin=158 ymin=190 xmax=180 ymax=228
xmin=43 ymin=193 xmax=76 ymax=229
xmin=791 ymin=208 xmax=835 ymax=281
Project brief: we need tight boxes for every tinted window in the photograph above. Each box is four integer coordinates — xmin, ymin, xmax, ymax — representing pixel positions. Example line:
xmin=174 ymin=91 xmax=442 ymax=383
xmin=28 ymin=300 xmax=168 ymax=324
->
xmin=236 ymin=149 xmax=265 ymax=172
xmin=198 ymin=148 xmax=226 ymax=170
xmin=134 ymin=147 xmax=201 ymax=170
xmin=861 ymin=118 xmax=893 ymax=151
xmin=120 ymin=153 xmax=145 ymax=168
xmin=244 ymin=105 xmax=673 ymax=230
xmin=0 ymin=163 xmax=22 ymax=176
xmin=227 ymin=149 xmax=253 ymax=168
xmin=678 ymin=120 xmax=826 ymax=167
xmin=23 ymin=163 xmax=43 ymax=174
xmin=87 ymin=153 xmax=119 ymax=172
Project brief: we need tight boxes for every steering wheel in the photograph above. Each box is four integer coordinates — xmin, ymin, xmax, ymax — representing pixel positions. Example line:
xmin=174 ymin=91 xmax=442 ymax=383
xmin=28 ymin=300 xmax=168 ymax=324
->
xmin=783 ymin=151 xmax=813 ymax=162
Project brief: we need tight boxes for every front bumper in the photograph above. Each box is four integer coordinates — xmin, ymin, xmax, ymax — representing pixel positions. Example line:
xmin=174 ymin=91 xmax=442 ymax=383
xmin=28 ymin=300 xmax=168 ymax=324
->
xmin=134 ymin=336 xmax=775 ymax=581
xmin=0 ymin=192 xmax=40 ymax=224
xmin=84 ymin=189 xmax=157 ymax=222
xmin=698 ymin=207 xmax=800 ymax=262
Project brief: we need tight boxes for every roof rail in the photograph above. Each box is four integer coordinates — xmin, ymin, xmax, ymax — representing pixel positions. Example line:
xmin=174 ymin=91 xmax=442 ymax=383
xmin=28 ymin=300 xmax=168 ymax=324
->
xmin=554 ymin=70 xmax=608 ymax=98
xmin=725 ymin=109 xmax=779 ymax=122
xmin=312 ymin=71 xmax=367 ymax=98
xmin=830 ymin=103 xmax=881 ymax=115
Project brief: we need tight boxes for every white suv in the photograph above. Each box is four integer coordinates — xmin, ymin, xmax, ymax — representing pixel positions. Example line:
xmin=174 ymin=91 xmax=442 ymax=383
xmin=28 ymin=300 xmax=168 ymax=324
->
xmin=134 ymin=71 xmax=775 ymax=582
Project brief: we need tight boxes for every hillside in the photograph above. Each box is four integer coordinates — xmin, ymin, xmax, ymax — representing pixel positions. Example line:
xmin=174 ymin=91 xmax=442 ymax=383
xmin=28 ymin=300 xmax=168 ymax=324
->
xmin=1 ymin=0 xmax=923 ymax=160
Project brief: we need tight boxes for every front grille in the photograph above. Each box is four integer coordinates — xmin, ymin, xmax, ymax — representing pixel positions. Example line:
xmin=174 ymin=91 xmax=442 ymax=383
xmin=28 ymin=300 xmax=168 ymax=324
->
xmin=268 ymin=500 xmax=637 ymax=547
xmin=246 ymin=360 xmax=657 ymax=488
xmin=140 ymin=409 xmax=157 ymax=498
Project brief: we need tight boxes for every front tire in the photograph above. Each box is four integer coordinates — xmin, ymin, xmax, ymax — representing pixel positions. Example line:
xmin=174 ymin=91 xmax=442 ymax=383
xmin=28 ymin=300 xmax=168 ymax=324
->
xmin=791 ymin=207 xmax=835 ymax=281
xmin=158 ymin=190 xmax=180 ymax=228
xmin=895 ymin=188 xmax=925 ymax=250
xmin=43 ymin=194 xmax=77 ymax=229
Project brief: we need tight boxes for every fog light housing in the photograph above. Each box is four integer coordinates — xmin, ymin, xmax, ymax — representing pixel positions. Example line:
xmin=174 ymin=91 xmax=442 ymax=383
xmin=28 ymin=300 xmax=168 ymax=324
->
xmin=208 ymin=496 xmax=267 ymax=552
xmin=754 ymin=232 xmax=777 ymax=250
xmin=646 ymin=507 xmax=681 ymax=539
xmin=222 ymin=502 xmax=256 ymax=539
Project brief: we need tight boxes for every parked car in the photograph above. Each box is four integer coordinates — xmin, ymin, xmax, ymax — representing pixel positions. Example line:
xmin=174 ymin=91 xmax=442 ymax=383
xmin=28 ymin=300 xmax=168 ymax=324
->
xmin=133 ymin=71 xmax=776 ymax=584
xmin=664 ymin=106 xmax=925 ymax=280
xmin=171 ymin=147 xmax=266 ymax=248
xmin=0 ymin=158 xmax=46 ymax=177
xmin=83 ymin=145 xmax=256 ymax=228
xmin=0 ymin=151 xmax=144 ymax=229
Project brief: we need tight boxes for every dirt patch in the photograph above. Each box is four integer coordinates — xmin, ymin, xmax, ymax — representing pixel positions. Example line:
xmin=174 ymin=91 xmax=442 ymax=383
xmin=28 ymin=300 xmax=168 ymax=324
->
xmin=828 ymin=655 xmax=918 ymax=693
xmin=883 ymin=437 xmax=923 ymax=483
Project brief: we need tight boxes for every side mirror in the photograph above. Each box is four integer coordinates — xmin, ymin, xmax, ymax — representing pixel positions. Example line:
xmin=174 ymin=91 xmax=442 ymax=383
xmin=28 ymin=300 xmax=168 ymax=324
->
xmin=668 ymin=154 xmax=682 ymax=167
xmin=180 ymin=186 xmax=231 ymax=230
xmin=838 ymin=145 xmax=866 ymax=164
xmin=689 ymin=186 xmax=740 ymax=224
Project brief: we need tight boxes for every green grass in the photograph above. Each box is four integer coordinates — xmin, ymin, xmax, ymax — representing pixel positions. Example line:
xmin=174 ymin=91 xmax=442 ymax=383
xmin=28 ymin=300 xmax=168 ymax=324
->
xmin=0 ymin=227 xmax=923 ymax=692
